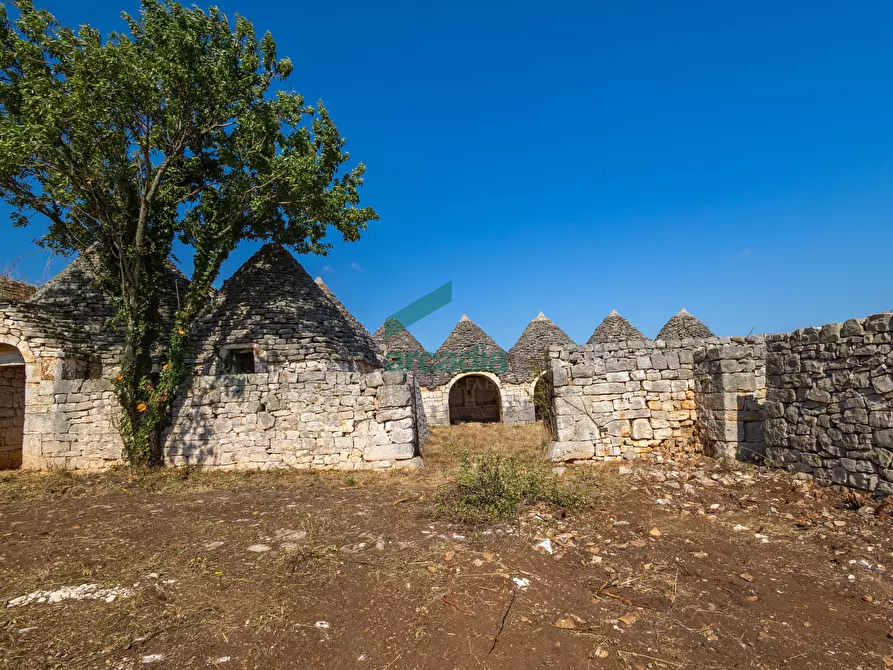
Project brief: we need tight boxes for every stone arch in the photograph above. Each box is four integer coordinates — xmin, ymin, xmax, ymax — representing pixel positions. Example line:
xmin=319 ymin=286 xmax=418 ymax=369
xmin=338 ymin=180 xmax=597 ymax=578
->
xmin=0 ymin=339 xmax=29 ymax=470
xmin=0 ymin=335 xmax=34 ymax=363
xmin=447 ymin=372 xmax=502 ymax=424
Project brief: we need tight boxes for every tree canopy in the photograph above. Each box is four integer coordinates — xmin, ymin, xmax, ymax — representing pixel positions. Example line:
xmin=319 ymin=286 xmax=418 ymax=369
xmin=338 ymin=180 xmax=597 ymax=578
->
xmin=0 ymin=0 xmax=378 ymax=463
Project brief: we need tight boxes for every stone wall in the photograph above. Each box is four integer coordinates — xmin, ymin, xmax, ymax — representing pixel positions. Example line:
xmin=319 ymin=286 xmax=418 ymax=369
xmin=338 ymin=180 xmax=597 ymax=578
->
xmin=420 ymin=375 xmax=534 ymax=426
xmin=164 ymin=369 xmax=424 ymax=470
xmin=694 ymin=341 xmax=766 ymax=461
xmin=27 ymin=374 xmax=123 ymax=470
xmin=0 ymin=365 xmax=25 ymax=469
xmin=547 ymin=339 xmax=710 ymax=461
xmin=764 ymin=312 xmax=893 ymax=494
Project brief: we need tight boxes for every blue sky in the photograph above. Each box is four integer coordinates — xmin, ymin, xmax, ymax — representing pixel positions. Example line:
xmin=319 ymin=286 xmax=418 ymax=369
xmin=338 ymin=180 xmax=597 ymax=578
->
xmin=3 ymin=0 xmax=892 ymax=350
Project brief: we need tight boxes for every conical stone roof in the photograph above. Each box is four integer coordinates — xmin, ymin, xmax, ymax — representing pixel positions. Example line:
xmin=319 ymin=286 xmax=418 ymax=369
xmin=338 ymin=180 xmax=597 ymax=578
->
xmin=28 ymin=250 xmax=190 ymax=320
xmin=315 ymin=277 xmax=371 ymax=337
xmin=372 ymin=317 xmax=425 ymax=357
xmin=656 ymin=308 xmax=714 ymax=340
xmin=588 ymin=309 xmax=647 ymax=344
xmin=192 ymin=244 xmax=381 ymax=371
xmin=0 ymin=276 xmax=37 ymax=302
xmin=429 ymin=315 xmax=509 ymax=386
xmin=508 ymin=312 xmax=575 ymax=381
xmin=25 ymin=249 xmax=191 ymax=359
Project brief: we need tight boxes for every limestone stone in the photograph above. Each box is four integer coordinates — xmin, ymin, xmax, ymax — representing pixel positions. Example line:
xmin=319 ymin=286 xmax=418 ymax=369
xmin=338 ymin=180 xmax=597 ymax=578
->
xmin=364 ymin=443 xmax=415 ymax=461
xmin=631 ymin=419 xmax=653 ymax=440
xmin=547 ymin=441 xmax=596 ymax=462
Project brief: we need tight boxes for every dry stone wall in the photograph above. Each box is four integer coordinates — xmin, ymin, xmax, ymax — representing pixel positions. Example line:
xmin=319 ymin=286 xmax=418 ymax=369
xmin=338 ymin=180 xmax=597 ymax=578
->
xmin=164 ymin=369 xmax=424 ymax=470
xmin=0 ymin=365 xmax=25 ymax=469
xmin=547 ymin=339 xmax=710 ymax=461
xmin=28 ymin=375 xmax=122 ymax=470
xmin=694 ymin=341 xmax=766 ymax=461
xmin=764 ymin=312 xmax=893 ymax=494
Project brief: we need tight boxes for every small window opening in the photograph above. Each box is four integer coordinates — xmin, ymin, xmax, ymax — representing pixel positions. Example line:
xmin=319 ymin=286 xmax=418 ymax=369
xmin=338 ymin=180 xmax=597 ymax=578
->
xmin=221 ymin=346 xmax=258 ymax=374
xmin=231 ymin=349 xmax=256 ymax=374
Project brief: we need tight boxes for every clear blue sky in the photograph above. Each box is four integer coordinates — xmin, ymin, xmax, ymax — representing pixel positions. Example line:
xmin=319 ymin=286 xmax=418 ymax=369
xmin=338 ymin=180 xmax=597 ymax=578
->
xmin=3 ymin=0 xmax=892 ymax=350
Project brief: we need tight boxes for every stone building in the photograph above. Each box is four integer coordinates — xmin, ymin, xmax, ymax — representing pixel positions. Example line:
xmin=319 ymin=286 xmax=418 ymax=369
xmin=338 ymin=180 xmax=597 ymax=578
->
xmin=656 ymin=308 xmax=714 ymax=340
xmin=315 ymin=276 xmax=374 ymax=341
xmin=588 ymin=310 xmax=647 ymax=344
xmin=2 ymin=244 xmax=891 ymax=496
xmin=415 ymin=315 xmax=513 ymax=425
xmin=372 ymin=318 xmax=425 ymax=363
xmin=0 ymin=245 xmax=424 ymax=471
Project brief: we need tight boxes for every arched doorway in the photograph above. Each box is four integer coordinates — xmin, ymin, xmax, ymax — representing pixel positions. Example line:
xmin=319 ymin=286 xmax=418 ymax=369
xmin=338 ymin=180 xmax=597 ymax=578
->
xmin=448 ymin=374 xmax=501 ymax=424
xmin=0 ymin=343 xmax=26 ymax=469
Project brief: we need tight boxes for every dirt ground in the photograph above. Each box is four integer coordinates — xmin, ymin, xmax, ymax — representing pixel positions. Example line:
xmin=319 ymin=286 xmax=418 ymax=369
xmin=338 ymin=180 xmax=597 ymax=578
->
xmin=1 ymin=424 xmax=892 ymax=670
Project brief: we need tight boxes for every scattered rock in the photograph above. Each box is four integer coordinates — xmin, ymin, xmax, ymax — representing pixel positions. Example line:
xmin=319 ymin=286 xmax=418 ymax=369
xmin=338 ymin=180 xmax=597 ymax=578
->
xmin=618 ymin=613 xmax=638 ymax=626
xmin=512 ymin=577 xmax=530 ymax=591
xmin=554 ymin=613 xmax=585 ymax=629
xmin=141 ymin=654 xmax=164 ymax=664
xmin=7 ymin=584 xmax=131 ymax=608
xmin=247 ymin=544 xmax=271 ymax=553
xmin=534 ymin=538 xmax=554 ymax=555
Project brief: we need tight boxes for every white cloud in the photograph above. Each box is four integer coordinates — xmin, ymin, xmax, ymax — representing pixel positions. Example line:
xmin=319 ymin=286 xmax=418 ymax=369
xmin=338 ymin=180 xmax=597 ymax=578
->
xmin=351 ymin=262 xmax=364 ymax=272
xmin=322 ymin=265 xmax=333 ymax=273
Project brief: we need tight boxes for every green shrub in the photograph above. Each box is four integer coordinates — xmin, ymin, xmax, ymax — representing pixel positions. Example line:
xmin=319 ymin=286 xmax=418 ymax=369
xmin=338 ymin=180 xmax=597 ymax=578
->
xmin=436 ymin=453 xmax=587 ymax=524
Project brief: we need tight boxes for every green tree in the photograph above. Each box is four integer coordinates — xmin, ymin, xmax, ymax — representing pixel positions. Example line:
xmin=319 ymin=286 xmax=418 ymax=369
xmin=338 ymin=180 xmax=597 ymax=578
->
xmin=0 ymin=0 xmax=378 ymax=464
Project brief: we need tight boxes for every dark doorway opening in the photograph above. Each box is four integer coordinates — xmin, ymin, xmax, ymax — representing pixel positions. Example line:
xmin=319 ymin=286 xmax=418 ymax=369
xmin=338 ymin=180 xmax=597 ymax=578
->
xmin=0 ymin=344 xmax=26 ymax=470
xmin=533 ymin=375 xmax=551 ymax=422
xmin=449 ymin=375 xmax=501 ymax=424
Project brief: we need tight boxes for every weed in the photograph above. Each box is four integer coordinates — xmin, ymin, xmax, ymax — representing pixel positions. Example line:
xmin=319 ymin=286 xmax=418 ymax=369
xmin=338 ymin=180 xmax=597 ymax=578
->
xmin=436 ymin=452 xmax=587 ymax=524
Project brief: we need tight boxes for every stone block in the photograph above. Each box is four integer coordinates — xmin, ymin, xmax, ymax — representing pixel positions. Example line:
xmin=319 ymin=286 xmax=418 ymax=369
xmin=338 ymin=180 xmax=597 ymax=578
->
xmin=364 ymin=370 xmax=384 ymax=388
xmin=547 ymin=441 xmax=595 ymax=462
xmin=605 ymin=419 xmax=631 ymax=438
xmin=874 ymin=429 xmax=893 ymax=449
xmin=388 ymin=427 xmax=414 ymax=444
xmin=631 ymin=418 xmax=653 ymax=440
xmin=763 ymin=418 xmax=788 ymax=447
xmin=840 ymin=319 xmax=865 ymax=338
xmin=378 ymin=386 xmax=411 ymax=408
xmin=805 ymin=388 xmax=831 ymax=404
xmin=381 ymin=371 xmax=407 ymax=386
xmin=363 ymin=443 xmax=415 ymax=461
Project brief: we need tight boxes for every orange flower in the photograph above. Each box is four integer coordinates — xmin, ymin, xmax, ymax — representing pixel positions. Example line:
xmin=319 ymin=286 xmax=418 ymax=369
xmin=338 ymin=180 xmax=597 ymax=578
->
xmin=178 ymin=329 xmax=185 ymax=336
xmin=162 ymin=363 xmax=169 ymax=370
xmin=117 ymin=375 xmax=124 ymax=381
xmin=136 ymin=403 xmax=148 ymax=413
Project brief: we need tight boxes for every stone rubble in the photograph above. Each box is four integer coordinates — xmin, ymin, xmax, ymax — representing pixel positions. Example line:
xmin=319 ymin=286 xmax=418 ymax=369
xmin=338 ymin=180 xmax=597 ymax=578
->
xmin=6 ymin=584 xmax=132 ymax=607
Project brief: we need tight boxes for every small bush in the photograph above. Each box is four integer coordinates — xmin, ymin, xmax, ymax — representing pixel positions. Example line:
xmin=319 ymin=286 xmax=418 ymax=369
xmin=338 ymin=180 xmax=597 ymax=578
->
xmin=436 ymin=453 xmax=587 ymax=524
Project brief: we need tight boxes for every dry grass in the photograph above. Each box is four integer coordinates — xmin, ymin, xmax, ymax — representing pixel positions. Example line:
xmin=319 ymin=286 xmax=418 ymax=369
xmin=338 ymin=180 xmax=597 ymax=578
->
xmin=418 ymin=422 xmax=550 ymax=478
xmin=0 ymin=423 xmax=553 ymax=501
